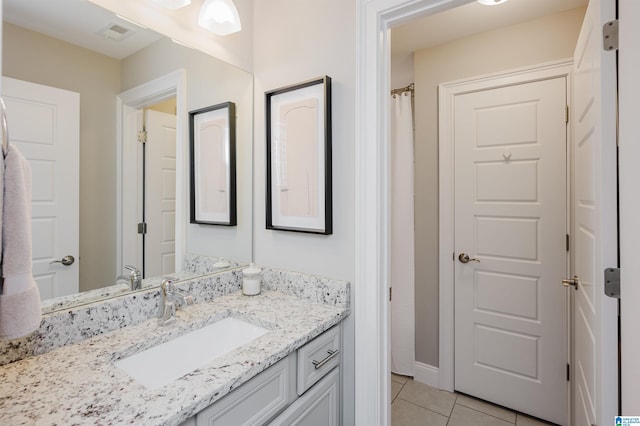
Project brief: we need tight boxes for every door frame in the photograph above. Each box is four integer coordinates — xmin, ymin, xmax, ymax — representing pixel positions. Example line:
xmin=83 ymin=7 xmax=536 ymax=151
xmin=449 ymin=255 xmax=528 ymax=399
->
xmin=355 ymin=0 xmax=474 ymax=424
xmin=619 ymin=0 xmax=640 ymax=411
xmin=116 ymin=69 xmax=187 ymax=276
xmin=355 ymin=0 xmax=633 ymax=423
xmin=438 ymin=59 xmax=573 ymax=395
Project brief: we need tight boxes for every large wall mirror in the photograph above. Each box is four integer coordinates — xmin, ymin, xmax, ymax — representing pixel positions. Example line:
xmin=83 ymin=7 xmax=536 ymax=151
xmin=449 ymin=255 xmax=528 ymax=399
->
xmin=2 ymin=0 xmax=253 ymax=311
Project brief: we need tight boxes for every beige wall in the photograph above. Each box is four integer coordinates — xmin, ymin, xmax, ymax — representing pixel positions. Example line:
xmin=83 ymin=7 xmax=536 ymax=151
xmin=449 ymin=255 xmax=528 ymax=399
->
xmin=253 ymin=0 xmax=355 ymax=293
xmin=147 ymin=98 xmax=176 ymax=115
xmin=252 ymin=0 xmax=356 ymax=423
xmin=3 ymin=22 xmax=121 ymax=293
xmin=412 ymin=7 xmax=586 ymax=367
xmin=121 ymin=37 xmax=254 ymax=264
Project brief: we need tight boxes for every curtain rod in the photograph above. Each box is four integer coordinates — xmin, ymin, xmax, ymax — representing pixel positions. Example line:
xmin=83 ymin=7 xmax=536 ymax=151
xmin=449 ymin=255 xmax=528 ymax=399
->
xmin=390 ymin=83 xmax=414 ymax=95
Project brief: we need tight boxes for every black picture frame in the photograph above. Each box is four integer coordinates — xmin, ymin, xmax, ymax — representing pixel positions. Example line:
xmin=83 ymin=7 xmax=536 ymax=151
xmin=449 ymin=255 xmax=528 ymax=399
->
xmin=189 ymin=102 xmax=237 ymax=226
xmin=265 ymin=76 xmax=332 ymax=235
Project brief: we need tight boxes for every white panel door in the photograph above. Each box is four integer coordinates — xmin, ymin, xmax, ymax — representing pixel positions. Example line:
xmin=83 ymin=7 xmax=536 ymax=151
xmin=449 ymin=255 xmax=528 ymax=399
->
xmin=2 ymin=77 xmax=79 ymax=299
xmin=144 ymin=109 xmax=176 ymax=277
xmin=572 ymin=0 xmax=618 ymax=423
xmin=454 ymin=77 xmax=568 ymax=424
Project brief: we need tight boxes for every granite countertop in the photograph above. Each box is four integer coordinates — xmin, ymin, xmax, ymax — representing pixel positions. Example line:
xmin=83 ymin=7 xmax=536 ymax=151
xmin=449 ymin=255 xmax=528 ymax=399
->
xmin=39 ymin=268 xmax=234 ymax=315
xmin=0 ymin=290 xmax=349 ymax=425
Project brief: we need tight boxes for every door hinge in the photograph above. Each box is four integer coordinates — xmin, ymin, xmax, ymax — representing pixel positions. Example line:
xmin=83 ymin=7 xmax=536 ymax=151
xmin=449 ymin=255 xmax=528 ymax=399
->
xmin=389 ymin=287 xmax=392 ymax=302
xmin=565 ymin=105 xmax=569 ymax=124
xmin=137 ymin=130 xmax=147 ymax=143
xmin=566 ymin=363 xmax=570 ymax=381
xmin=137 ymin=222 xmax=147 ymax=235
xmin=603 ymin=20 xmax=619 ymax=51
xmin=604 ymin=267 xmax=620 ymax=299
xmin=566 ymin=234 xmax=570 ymax=251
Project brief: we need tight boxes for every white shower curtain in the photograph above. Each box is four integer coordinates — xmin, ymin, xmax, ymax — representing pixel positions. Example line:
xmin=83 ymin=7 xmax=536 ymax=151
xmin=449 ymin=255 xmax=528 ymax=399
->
xmin=390 ymin=90 xmax=415 ymax=376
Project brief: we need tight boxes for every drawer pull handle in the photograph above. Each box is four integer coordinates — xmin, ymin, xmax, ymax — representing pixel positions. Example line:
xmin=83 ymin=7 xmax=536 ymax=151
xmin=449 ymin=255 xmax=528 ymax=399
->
xmin=312 ymin=349 xmax=340 ymax=370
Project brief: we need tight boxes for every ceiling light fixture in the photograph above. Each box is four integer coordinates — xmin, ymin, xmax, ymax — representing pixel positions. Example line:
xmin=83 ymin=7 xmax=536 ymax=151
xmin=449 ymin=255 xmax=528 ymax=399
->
xmin=198 ymin=0 xmax=242 ymax=36
xmin=152 ymin=0 xmax=191 ymax=10
xmin=477 ymin=0 xmax=509 ymax=5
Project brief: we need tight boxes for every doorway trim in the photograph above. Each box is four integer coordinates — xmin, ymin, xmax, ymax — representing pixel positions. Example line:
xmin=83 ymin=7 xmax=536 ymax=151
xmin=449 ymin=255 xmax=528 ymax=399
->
xmin=116 ymin=69 xmax=187 ymax=276
xmin=438 ymin=59 xmax=574 ymax=393
xmin=355 ymin=0 xmax=473 ymax=424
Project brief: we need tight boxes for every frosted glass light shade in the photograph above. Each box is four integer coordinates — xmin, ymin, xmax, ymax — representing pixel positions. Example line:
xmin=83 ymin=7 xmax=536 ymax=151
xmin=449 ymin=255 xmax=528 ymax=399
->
xmin=198 ymin=0 xmax=242 ymax=36
xmin=477 ymin=0 xmax=508 ymax=5
xmin=153 ymin=0 xmax=191 ymax=9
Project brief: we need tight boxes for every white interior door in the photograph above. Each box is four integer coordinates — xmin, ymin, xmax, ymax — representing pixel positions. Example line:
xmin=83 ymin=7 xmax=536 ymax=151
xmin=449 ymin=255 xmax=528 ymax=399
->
xmin=454 ymin=76 xmax=568 ymax=424
xmin=144 ymin=109 xmax=176 ymax=277
xmin=571 ymin=0 xmax=619 ymax=423
xmin=2 ymin=76 xmax=79 ymax=299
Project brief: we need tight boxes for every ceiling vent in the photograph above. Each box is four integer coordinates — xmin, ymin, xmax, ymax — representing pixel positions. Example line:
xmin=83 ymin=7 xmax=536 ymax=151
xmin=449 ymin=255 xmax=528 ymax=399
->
xmin=97 ymin=23 xmax=135 ymax=41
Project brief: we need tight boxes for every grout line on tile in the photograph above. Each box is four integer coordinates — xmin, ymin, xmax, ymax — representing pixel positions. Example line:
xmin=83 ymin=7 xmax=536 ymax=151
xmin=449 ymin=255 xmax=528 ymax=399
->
xmin=391 ymin=382 xmax=403 ymax=404
xmin=456 ymin=403 xmax=516 ymax=424
xmin=397 ymin=398 xmax=451 ymax=420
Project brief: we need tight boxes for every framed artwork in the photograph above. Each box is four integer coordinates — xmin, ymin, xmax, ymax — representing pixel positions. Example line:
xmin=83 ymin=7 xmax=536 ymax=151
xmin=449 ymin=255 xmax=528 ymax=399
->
xmin=189 ymin=102 xmax=237 ymax=226
xmin=266 ymin=76 xmax=332 ymax=234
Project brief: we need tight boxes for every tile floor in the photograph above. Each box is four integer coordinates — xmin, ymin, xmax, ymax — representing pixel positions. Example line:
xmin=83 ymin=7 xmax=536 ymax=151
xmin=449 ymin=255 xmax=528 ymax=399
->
xmin=391 ymin=374 xmax=558 ymax=426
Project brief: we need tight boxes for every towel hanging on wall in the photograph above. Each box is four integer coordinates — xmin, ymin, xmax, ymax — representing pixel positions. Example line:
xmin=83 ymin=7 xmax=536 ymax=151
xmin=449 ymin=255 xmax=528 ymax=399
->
xmin=0 ymin=144 xmax=42 ymax=339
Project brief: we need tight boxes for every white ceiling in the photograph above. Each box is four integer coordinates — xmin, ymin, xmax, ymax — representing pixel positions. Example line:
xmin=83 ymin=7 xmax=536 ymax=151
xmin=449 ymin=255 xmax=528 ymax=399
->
xmin=392 ymin=0 xmax=588 ymax=60
xmin=4 ymin=0 xmax=589 ymax=63
xmin=3 ymin=0 xmax=164 ymax=59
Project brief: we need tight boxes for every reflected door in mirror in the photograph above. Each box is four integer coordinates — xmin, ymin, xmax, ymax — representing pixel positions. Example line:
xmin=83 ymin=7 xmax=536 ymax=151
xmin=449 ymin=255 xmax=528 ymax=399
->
xmin=144 ymin=109 xmax=176 ymax=277
xmin=2 ymin=77 xmax=79 ymax=299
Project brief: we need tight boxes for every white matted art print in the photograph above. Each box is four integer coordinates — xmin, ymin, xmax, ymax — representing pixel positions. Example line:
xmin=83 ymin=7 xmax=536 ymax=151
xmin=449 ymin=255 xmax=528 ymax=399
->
xmin=189 ymin=102 xmax=237 ymax=226
xmin=266 ymin=76 xmax=332 ymax=234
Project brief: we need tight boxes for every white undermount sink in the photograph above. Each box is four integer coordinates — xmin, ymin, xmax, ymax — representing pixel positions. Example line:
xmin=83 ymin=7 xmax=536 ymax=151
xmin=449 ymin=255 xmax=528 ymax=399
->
xmin=115 ymin=317 xmax=269 ymax=390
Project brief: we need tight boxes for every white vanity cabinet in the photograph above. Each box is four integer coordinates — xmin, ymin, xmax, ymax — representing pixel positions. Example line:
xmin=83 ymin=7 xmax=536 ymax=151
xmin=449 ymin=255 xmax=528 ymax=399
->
xmin=195 ymin=354 xmax=297 ymax=425
xmin=180 ymin=324 xmax=342 ymax=426
xmin=269 ymin=367 xmax=340 ymax=425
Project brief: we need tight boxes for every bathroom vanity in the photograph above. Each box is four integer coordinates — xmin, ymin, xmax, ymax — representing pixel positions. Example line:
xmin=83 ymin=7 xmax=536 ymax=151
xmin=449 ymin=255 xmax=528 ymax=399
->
xmin=180 ymin=324 xmax=341 ymax=425
xmin=0 ymin=268 xmax=350 ymax=425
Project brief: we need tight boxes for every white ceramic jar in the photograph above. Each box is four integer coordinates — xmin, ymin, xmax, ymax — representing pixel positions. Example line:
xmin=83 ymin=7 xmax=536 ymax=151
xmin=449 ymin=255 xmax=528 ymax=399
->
xmin=242 ymin=263 xmax=262 ymax=296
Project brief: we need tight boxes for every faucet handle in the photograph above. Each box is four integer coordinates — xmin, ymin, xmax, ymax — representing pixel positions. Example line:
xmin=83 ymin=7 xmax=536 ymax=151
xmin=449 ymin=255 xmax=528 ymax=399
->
xmin=124 ymin=265 xmax=140 ymax=274
xmin=124 ymin=265 xmax=142 ymax=290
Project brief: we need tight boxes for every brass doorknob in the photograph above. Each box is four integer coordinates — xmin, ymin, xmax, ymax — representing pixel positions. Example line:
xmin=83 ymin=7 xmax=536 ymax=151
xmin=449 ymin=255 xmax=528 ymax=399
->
xmin=562 ymin=275 xmax=579 ymax=290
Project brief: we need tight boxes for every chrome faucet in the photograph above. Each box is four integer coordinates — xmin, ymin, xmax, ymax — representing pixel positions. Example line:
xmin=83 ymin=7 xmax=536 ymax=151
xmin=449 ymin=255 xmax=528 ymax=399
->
xmin=159 ymin=279 xmax=194 ymax=324
xmin=116 ymin=265 xmax=142 ymax=290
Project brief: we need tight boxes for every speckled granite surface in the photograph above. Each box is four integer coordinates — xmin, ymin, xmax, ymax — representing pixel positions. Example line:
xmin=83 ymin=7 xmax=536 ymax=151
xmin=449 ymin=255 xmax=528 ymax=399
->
xmin=0 ymin=270 xmax=244 ymax=366
xmin=0 ymin=290 xmax=349 ymax=425
xmin=40 ymin=282 xmax=131 ymax=315
xmin=261 ymin=267 xmax=350 ymax=308
xmin=0 ymin=265 xmax=350 ymax=368
xmin=183 ymin=252 xmax=245 ymax=274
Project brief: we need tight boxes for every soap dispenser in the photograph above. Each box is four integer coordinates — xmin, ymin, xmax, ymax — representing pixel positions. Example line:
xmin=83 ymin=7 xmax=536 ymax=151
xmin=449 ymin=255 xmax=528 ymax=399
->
xmin=242 ymin=263 xmax=262 ymax=296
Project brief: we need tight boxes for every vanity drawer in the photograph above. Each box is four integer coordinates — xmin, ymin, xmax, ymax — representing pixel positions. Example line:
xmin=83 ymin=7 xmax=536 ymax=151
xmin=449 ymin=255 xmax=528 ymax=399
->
xmin=296 ymin=325 xmax=340 ymax=396
xmin=196 ymin=354 xmax=296 ymax=426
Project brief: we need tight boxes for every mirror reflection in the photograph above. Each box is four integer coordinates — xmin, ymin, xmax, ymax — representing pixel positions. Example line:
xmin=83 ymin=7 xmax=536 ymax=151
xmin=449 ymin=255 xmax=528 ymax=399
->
xmin=2 ymin=0 xmax=253 ymax=310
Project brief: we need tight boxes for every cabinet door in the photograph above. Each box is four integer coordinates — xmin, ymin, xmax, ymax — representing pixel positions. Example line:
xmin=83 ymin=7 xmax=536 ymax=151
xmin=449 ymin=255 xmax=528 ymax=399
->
xmin=270 ymin=367 xmax=340 ymax=426
xmin=197 ymin=355 xmax=296 ymax=426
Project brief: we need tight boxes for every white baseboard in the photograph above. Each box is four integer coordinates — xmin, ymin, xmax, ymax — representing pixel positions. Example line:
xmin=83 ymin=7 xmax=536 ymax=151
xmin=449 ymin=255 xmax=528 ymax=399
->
xmin=413 ymin=362 xmax=439 ymax=388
